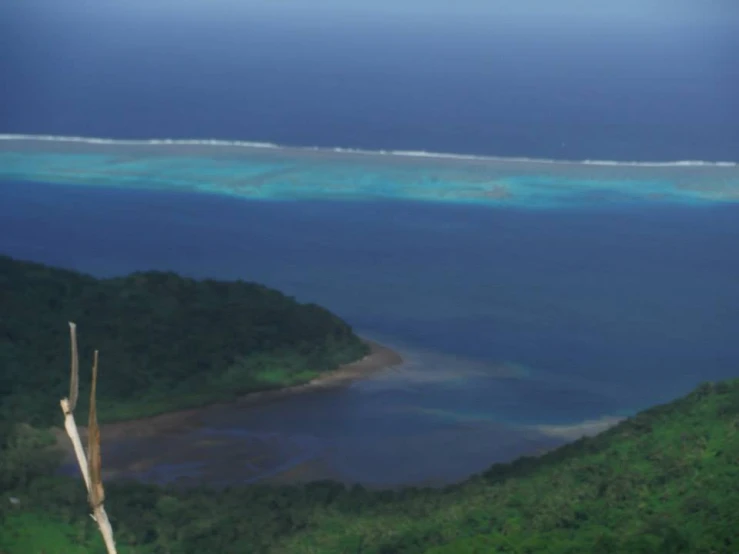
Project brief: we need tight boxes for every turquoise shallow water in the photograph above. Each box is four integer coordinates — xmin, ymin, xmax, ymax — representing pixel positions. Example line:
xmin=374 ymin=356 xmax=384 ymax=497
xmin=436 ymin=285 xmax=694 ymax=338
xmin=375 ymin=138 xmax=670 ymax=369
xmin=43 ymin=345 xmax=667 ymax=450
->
xmin=1 ymin=136 xmax=738 ymax=208
xmin=2 ymin=136 xmax=739 ymax=486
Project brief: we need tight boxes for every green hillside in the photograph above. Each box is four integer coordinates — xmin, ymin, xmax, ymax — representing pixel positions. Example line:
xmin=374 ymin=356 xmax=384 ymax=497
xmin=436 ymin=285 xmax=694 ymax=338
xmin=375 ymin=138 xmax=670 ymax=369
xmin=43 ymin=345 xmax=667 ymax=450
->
xmin=0 ymin=254 xmax=736 ymax=553
xmin=0 ymin=255 xmax=368 ymax=425
xmin=2 ymin=379 xmax=737 ymax=553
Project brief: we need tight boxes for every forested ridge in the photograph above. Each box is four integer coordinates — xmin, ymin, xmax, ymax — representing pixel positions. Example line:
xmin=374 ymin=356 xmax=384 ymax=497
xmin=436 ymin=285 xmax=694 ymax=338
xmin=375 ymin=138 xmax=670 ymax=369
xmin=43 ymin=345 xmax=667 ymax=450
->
xmin=0 ymin=255 xmax=737 ymax=553
xmin=0 ymin=254 xmax=368 ymax=425
xmin=1 ymin=379 xmax=737 ymax=553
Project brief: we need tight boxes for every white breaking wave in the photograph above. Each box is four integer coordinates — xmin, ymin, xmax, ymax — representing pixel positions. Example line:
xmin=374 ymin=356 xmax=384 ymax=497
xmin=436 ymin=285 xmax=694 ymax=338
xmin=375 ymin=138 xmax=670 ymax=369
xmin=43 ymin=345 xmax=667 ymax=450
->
xmin=0 ymin=134 xmax=281 ymax=150
xmin=0 ymin=133 xmax=736 ymax=168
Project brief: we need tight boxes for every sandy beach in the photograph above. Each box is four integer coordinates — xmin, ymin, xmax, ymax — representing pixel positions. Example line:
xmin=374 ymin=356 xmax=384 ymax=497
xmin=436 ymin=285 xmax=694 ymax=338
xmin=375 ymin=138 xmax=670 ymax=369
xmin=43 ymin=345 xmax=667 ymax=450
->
xmin=55 ymin=339 xmax=402 ymax=447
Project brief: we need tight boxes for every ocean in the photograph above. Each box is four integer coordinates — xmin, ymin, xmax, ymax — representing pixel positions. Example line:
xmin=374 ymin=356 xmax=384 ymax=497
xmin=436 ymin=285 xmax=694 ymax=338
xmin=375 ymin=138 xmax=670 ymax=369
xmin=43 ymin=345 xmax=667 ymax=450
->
xmin=1 ymin=0 xmax=738 ymax=486
xmin=1 ymin=153 xmax=738 ymax=485
xmin=1 ymin=1 xmax=737 ymax=161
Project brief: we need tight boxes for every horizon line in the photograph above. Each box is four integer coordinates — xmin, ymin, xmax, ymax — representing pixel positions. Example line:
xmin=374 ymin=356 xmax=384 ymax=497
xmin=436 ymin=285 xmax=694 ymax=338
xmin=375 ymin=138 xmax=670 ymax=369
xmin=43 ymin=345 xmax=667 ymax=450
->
xmin=1 ymin=133 xmax=737 ymax=169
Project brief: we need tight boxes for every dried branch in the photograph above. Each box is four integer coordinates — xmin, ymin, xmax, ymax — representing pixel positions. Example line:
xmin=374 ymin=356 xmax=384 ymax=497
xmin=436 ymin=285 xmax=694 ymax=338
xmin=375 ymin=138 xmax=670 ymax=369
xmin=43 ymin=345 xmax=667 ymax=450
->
xmin=88 ymin=350 xmax=105 ymax=508
xmin=61 ymin=322 xmax=90 ymax=492
xmin=60 ymin=322 xmax=117 ymax=554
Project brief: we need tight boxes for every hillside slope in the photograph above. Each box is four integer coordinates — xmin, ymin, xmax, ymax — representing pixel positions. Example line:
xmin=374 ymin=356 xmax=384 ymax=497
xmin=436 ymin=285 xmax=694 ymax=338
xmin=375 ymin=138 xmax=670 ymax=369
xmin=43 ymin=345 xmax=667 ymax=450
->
xmin=1 ymin=379 xmax=737 ymax=553
xmin=277 ymin=379 xmax=739 ymax=553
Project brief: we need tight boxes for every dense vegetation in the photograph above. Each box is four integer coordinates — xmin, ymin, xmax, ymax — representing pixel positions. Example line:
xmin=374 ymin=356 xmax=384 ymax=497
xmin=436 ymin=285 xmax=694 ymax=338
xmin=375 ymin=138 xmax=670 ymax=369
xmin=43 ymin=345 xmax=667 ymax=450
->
xmin=1 ymin=379 xmax=737 ymax=553
xmin=0 ymin=255 xmax=368 ymax=425
xmin=1 ymin=254 xmax=736 ymax=552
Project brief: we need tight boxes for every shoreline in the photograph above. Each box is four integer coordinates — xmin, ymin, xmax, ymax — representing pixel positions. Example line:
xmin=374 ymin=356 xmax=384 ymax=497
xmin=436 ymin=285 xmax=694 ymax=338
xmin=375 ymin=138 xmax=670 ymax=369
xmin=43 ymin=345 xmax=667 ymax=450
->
xmin=532 ymin=415 xmax=626 ymax=441
xmin=55 ymin=339 xmax=402 ymax=445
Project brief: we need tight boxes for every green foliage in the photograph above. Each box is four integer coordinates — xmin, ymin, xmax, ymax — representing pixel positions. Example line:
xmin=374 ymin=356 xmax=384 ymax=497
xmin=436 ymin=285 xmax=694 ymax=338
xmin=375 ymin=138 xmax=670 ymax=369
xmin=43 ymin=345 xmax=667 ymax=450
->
xmin=0 ymin=255 xmax=368 ymax=425
xmin=0 ymin=424 xmax=59 ymax=491
xmin=2 ymin=379 xmax=738 ymax=553
xmin=1 ymin=255 xmax=736 ymax=553
xmin=0 ymin=512 xmax=113 ymax=554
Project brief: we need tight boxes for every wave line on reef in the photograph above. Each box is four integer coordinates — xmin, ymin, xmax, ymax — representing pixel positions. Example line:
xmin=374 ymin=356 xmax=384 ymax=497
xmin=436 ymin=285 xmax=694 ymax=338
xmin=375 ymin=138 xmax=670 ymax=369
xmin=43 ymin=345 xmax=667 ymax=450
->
xmin=1 ymin=133 xmax=736 ymax=168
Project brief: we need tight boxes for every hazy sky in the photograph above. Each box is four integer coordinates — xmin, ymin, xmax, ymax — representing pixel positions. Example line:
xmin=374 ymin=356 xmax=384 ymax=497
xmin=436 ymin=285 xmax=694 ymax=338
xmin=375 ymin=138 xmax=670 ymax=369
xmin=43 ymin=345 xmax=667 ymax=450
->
xmin=1 ymin=0 xmax=736 ymax=159
xmin=236 ymin=0 xmax=737 ymax=22
xmin=6 ymin=0 xmax=738 ymax=27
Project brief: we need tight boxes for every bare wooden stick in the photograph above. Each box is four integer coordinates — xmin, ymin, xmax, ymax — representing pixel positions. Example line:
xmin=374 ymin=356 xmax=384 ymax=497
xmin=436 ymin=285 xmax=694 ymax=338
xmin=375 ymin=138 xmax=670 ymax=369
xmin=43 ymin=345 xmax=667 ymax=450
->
xmin=60 ymin=398 xmax=91 ymax=492
xmin=60 ymin=322 xmax=118 ymax=554
xmin=88 ymin=350 xmax=104 ymax=507
xmin=61 ymin=323 xmax=90 ymax=492
xmin=93 ymin=504 xmax=117 ymax=554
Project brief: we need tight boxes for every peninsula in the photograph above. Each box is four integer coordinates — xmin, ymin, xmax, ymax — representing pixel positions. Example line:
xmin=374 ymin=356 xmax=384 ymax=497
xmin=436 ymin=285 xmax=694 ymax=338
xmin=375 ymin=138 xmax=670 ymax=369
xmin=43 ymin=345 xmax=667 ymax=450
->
xmin=0 ymin=254 xmax=399 ymax=428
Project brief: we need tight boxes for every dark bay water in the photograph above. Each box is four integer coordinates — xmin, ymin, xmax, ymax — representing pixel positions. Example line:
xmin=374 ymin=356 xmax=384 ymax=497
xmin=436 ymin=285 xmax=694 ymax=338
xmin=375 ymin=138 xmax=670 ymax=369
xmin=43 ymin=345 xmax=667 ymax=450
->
xmin=2 ymin=180 xmax=738 ymax=486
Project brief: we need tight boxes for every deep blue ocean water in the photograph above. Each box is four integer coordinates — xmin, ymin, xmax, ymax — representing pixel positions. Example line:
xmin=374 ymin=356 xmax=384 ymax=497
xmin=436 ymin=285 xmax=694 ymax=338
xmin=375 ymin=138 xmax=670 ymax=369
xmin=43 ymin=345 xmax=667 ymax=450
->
xmin=1 ymin=1 xmax=737 ymax=162
xmin=1 ymin=0 xmax=738 ymax=485
xmin=2 ymin=179 xmax=738 ymax=487
xmin=5 ymin=180 xmax=739 ymax=411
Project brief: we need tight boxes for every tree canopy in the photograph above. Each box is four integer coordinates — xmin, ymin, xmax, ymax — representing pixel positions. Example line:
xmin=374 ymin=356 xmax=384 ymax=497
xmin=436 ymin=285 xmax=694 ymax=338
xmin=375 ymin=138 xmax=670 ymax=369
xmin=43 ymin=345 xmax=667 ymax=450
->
xmin=0 ymin=255 xmax=368 ymax=425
